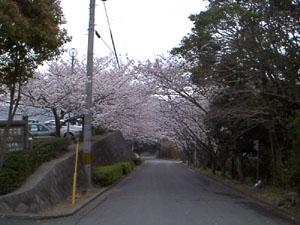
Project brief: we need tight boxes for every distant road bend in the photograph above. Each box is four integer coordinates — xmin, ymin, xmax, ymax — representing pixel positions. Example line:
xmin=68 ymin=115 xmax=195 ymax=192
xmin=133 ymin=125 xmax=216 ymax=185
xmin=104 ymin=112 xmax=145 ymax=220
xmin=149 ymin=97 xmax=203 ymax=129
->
xmin=0 ymin=157 xmax=297 ymax=225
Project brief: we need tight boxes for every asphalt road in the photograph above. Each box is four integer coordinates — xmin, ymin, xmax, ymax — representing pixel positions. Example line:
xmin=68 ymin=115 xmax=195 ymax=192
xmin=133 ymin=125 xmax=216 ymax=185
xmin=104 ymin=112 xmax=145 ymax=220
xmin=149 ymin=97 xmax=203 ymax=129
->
xmin=0 ymin=158 xmax=298 ymax=225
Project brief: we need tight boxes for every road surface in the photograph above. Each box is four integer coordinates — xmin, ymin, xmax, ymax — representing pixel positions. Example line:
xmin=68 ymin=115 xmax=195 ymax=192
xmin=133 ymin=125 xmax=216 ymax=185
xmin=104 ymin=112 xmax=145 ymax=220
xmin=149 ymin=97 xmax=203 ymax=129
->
xmin=0 ymin=158 xmax=297 ymax=225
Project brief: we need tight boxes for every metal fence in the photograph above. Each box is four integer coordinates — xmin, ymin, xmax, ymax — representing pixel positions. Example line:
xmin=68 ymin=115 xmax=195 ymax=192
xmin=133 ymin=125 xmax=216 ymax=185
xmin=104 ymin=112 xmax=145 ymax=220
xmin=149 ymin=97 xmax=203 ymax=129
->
xmin=0 ymin=117 xmax=29 ymax=151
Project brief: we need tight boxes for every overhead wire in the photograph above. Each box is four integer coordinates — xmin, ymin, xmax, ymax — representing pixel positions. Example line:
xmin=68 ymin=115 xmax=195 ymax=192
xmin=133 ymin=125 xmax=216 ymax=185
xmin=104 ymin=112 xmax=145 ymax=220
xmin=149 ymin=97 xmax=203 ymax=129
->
xmin=101 ymin=0 xmax=120 ymax=69
xmin=95 ymin=30 xmax=114 ymax=53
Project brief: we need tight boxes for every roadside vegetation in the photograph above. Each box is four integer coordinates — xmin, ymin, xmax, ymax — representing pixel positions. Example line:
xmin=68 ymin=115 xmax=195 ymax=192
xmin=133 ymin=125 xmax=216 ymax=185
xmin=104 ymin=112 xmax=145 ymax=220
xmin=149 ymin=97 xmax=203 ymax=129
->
xmin=169 ymin=0 xmax=300 ymax=207
xmin=0 ymin=0 xmax=299 ymax=210
xmin=0 ymin=138 xmax=69 ymax=195
xmin=92 ymin=159 xmax=143 ymax=186
xmin=0 ymin=0 xmax=70 ymax=167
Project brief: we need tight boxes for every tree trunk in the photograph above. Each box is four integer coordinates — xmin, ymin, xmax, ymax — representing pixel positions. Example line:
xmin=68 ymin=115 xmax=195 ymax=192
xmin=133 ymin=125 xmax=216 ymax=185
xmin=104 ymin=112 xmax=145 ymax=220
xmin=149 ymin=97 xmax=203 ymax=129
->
xmin=0 ymin=83 xmax=21 ymax=168
xmin=52 ymin=108 xmax=62 ymax=137
xmin=0 ymin=128 xmax=9 ymax=168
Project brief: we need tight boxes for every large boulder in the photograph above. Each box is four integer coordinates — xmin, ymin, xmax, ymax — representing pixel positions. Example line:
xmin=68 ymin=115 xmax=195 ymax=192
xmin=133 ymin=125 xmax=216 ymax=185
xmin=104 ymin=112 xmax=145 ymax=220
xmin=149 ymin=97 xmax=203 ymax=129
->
xmin=92 ymin=131 xmax=135 ymax=166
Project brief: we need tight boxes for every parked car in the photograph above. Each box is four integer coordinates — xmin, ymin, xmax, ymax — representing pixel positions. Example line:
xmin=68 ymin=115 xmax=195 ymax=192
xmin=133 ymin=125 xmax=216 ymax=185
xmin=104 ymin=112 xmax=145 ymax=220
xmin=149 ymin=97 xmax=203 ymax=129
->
xmin=44 ymin=119 xmax=64 ymax=128
xmin=28 ymin=119 xmax=40 ymax=124
xmin=28 ymin=123 xmax=56 ymax=138
xmin=44 ymin=119 xmax=82 ymax=137
xmin=61 ymin=124 xmax=82 ymax=137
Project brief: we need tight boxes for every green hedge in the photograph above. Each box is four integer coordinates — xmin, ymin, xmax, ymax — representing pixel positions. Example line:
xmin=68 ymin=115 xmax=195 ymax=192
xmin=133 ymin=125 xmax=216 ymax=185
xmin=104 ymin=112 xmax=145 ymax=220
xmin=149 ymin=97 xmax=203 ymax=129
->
xmin=0 ymin=138 xmax=69 ymax=195
xmin=92 ymin=161 xmax=135 ymax=186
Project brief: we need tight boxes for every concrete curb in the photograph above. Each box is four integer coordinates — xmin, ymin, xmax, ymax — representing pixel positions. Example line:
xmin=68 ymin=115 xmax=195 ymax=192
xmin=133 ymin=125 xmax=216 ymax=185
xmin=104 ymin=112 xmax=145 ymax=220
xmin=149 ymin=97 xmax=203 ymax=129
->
xmin=0 ymin=187 xmax=109 ymax=220
xmin=0 ymin=163 xmax=145 ymax=220
xmin=182 ymin=163 xmax=300 ymax=225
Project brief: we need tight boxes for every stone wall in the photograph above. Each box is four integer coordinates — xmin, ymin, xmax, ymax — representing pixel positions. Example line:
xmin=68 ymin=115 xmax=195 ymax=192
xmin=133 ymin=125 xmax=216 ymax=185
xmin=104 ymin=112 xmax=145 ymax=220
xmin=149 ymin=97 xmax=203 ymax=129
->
xmin=0 ymin=152 xmax=87 ymax=214
xmin=92 ymin=130 xmax=135 ymax=166
xmin=0 ymin=131 xmax=134 ymax=214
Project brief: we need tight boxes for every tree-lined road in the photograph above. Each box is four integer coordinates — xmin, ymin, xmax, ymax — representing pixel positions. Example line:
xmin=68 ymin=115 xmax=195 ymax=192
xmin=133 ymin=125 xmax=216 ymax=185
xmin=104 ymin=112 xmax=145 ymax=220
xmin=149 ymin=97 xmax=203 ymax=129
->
xmin=0 ymin=158 xmax=297 ymax=225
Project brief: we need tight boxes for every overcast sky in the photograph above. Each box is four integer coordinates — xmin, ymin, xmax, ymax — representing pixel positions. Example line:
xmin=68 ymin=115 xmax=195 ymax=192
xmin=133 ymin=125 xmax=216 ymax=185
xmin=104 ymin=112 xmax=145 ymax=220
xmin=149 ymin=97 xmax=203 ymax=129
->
xmin=60 ymin=0 xmax=208 ymax=61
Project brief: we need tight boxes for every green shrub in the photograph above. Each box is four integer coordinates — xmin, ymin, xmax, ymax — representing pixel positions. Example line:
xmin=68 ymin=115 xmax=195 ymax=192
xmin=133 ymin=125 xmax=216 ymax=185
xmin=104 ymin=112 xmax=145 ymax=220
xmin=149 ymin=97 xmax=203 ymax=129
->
xmin=92 ymin=160 xmax=135 ymax=186
xmin=118 ymin=161 xmax=135 ymax=174
xmin=0 ymin=169 xmax=21 ymax=195
xmin=0 ymin=138 xmax=69 ymax=195
xmin=93 ymin=164 xmax=123 ymax=186
xmin=133 ymin=157 xmax=144 ymax=166
xmin=29 ymin=138 xmax=69 ymax=170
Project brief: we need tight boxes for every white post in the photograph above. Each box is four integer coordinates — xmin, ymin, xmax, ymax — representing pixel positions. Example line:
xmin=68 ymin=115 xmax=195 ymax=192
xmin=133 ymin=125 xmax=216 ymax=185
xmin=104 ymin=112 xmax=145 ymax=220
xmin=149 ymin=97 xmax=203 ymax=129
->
xmin=68 ymin=48 xmax=77 ymax=137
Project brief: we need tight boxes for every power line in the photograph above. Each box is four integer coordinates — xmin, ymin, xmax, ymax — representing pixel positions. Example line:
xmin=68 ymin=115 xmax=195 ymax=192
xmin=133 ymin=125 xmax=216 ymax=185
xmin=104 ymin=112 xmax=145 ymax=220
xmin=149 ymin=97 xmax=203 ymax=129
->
xmin=95 ymin=30 xmax=114 ymax=53
xmin=102 ymin=0 xmax=120 ymax=69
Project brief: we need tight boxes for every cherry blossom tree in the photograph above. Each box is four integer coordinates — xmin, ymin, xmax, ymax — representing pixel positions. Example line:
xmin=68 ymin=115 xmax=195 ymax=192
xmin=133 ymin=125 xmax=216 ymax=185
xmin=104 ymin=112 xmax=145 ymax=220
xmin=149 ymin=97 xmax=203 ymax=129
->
xmin=22 ymin=60 xmax=85 ymax=136
xmin=132 ymin=56 xmax=213 ymax=153
xmin=22 ymin=54 xmax=215 ymax=164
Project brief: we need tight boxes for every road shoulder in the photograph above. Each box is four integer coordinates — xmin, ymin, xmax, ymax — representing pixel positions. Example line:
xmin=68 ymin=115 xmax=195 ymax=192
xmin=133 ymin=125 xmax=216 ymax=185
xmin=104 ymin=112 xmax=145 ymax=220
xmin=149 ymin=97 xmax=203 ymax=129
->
xmin=182 ymin=163 xmax=300 ymax=225
xmin=0 ymin=163 xmax=145 ymax=220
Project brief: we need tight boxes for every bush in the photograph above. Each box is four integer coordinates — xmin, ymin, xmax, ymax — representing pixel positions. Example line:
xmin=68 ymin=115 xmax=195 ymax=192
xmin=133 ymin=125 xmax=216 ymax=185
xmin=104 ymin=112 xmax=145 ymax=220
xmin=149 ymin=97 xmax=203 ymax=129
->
xmin=92 ymin=161 xmax=135 ymax=186
xmin=29 ymin=138 xmax=69 ymax=170
xmin=287 ymin=112 xmax=300 ymax=194
xmin=286 ymin=150 xmax=300 ymax=194
xmin=0 ymin=138 xmax=69 ymax=195
xmin=133 ymin=157 xmax=144 ymax=166
xmin=118 ymin=161 xmax=135 ymax=175
xmin=92 ymin=164 xmax=123 ymax=186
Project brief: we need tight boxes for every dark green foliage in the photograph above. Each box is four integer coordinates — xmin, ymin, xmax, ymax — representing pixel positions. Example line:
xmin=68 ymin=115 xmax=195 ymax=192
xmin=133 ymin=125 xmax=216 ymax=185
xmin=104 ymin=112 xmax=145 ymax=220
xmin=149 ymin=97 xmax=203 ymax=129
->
xmin=243 ymin=159 xmax=257 ymax=182
xmin=172 ymin=0 xmax=300 ymax=187
xmin=0 ymin=138 xmax=69 ymax=195
xmin=120 ymin=161 xmax=135 ymax=175
xmin=0 ymin=151 xmax=32 ymax=194
xmin=92 ymin=161 xmax=135 ymax=186
xmin=0 ymin=0 xmax=70 ymax=80
xmin=286 ymin=152 xmax=300 ymax=194
xmin=286 ymin=112 xmax=300 ymax=193
xmin=0 ymin=0 xmax=70 ymax=167
xmin=30 ymin=138 xmax=69 ymax=168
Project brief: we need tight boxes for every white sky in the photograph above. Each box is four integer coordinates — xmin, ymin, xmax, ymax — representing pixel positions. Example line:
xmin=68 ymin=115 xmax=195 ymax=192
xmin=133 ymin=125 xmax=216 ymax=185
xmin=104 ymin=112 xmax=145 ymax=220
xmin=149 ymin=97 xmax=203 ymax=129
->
xmin=60 ymin=0 xmax=208 ymax=61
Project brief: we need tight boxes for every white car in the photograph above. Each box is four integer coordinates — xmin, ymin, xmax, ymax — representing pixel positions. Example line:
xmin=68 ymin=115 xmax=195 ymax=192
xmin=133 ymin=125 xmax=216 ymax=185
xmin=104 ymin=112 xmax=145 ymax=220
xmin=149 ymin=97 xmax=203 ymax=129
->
xmin=44 ymin=119 xmax=82 ymax=137
xmin=44 ymin=119 xmax=64 ymax=128
xmin=62 ymin=124 xmax=82 ymax=137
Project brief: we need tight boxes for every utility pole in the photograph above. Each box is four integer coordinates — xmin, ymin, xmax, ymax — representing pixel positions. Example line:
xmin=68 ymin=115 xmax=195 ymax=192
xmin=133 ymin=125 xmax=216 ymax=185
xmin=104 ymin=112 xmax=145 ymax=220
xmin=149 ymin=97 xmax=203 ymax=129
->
xmin=84 ymin=0 xmax=96 ymax=186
